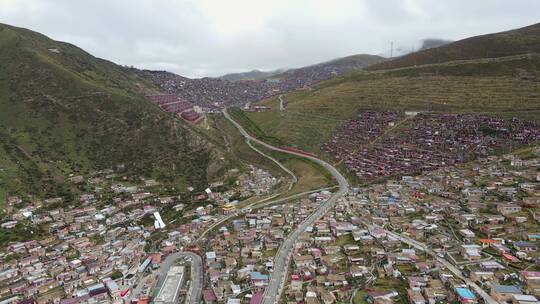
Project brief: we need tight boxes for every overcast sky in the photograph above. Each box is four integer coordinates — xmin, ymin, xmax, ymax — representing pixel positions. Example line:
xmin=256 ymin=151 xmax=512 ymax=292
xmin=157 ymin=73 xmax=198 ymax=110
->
xmin=1 ymin=0 xmax=539 ymax=78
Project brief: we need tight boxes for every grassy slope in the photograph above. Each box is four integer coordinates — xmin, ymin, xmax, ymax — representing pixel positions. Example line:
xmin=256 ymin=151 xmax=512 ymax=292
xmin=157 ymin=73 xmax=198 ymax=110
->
xmin=0 ymin=23 xmax=223 ymax=201
xmin=369 ymin=22 xmax=540 ymax=70
xmin=243 ymin=54 xmax=540 ymax=153
xmin=199 ymin=113 xmax=333 ymax=195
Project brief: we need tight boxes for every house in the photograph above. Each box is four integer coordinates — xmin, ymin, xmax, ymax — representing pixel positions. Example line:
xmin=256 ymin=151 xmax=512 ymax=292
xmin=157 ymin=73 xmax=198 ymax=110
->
xmin=407 ymin=289 xmax=426 ymax=304
xmin=511 ymin=294 xmax=540 ymax=304
xmin=203 ymin=289 xmax=217 ymax=304
xmin=459 ymin=229 xmax=475 ymax=239
xmin=497 ymin=203 xmax=522 ymax=216
xmin=320 ymin=289 xmax=336 ymax=304
xmin=294 ymin=255 xmax=316 ymax=268
xmin=478 ymin=239 xmax=497 ymax=248
xmin=423 ymin=280 xmax=448 ymax=304
xmin=514 ymin=241 xmax=538 ymax=252
xmin=455 ymin=287 xmax=477 ymax=303
xmin=250 ymin=292 xmax=264 ymax=304
xmin=520 ymin=271 xmax=540 ymax=296
xmin=366 ymin=291 xmax=399 ymax=304
xmin=490 ymin=284 xmax=522 ymax=303
xmin=250 ymin=272 xmax=269 ymax=288
xmin=460 ymin=245 xmax=482 ymax=261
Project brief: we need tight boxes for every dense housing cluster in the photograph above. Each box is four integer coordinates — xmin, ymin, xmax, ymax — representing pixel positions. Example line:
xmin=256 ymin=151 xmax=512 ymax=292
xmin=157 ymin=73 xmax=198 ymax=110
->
xmin=0 ymin=165 xmax=282 ymax=304
xmin=146 ymin=94 xmax=202 ymax=123
xmin=323 ymin=112 xmax=540 ymax=181
xmin=282 ymin=151 xmax=540 ymax=303
xmin=140 ymin=63 xmax=367 ymax=111
xmin=143 ymin=71 xmax=276 ymax=110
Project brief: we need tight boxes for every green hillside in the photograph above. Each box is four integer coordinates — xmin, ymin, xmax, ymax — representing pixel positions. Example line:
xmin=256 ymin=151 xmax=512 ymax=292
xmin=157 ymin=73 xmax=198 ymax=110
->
xmin=369 ymin=22 xmax=540 ymax=70
xmin=242 ymin=54 xmax=540 ymax=152
xmin=0 ymin=23 xmax=224 ymax=202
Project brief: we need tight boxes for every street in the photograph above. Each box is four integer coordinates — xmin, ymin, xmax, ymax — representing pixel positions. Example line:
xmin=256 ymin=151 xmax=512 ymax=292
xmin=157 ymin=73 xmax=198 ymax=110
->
xmin=383 ymin=229 xmax=498 ymax=304
xmin=223 ymin=108 xmax=350 ymax=304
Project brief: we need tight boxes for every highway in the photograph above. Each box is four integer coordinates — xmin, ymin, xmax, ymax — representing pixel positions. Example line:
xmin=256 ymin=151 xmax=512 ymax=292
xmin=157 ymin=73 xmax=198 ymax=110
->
xmin=223 ymin=108 xmax=350 ymax=304
xmin=154 ymin=252 xmax=203 ymax=304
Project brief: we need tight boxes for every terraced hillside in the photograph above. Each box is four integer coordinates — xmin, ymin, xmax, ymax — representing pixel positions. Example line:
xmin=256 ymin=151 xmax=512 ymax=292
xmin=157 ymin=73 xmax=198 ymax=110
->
xmin=0 ymin=23 xmax=225 ymax=202
xmin=242 ymin=54 xmax=540 ymax=152
xmin=369 ymin=22 xmax=540 ymax=70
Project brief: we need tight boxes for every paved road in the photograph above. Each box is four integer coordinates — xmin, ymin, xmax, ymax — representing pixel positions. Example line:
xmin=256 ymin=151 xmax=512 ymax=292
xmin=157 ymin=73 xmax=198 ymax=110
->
xmin=154 ymin=252 xmax=203 ymax=304
xmin=278 ymin=95 xmax=285 ymax=111
xmin=243 ymin=133 xmax=297 ymax=188
xmin=383 ymin=229 xmax=497 ymax=304
xmin=223 ymin=108 xmax=349 ymax=304
xmin=197 ymin=186 xmax=337 ymax=243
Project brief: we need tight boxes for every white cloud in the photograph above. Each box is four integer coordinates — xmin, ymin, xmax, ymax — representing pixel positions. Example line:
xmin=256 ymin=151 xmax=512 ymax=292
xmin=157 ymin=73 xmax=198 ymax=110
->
xmin=0 ymin=0 xmax=538 ymax=77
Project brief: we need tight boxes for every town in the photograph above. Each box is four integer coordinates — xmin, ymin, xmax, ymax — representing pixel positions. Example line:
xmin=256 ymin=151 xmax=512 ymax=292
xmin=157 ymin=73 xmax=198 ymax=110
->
xmin=1 ymin=133 xmax=539 ymax=304
xmin=0 ymin=164 xmax=284 ymax=304
xmin=1 ymin=6 xmax=540 ymax=304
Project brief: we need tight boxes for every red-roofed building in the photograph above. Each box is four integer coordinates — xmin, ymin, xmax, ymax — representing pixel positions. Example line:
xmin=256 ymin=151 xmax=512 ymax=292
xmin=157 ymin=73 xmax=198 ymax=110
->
xmin=180 ymin=110 xmax=201 ymax=123
xmin=502 ymin=253 xmax=519 ymax=263
xmin=203 ymin=289 xmax=216 ymax=304
xmin=479 ymin=239 xmax=496 ymax=248
xmin=250 ymin=292 xmax=264 ymax=304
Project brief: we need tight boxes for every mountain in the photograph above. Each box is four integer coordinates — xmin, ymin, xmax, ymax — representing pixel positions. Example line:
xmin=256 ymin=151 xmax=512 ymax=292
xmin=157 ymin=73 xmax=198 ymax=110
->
xmin=419 ymin=38 xmax=453 ymax=50
xmin=221 ymin=54 xmax=386 ymax=82
xmin=270 ymin=54 xmax=386 ymax=82
xmin=369 ymin=22 xmax=540 ymax=70
xmin=0 ymin=23 xmax=225 ymax=201
xmin=221 ymin=69 xmax=284 ymax=81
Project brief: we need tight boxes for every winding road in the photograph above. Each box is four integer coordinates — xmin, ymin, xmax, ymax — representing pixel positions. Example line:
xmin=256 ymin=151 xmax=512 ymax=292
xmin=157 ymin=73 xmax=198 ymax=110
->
xmin=196 ymin=186 xmax=337 ymax=243
xmin=223 ymin=108 xmax=496 ymax=304
xmin=223 ymin=108 xmax=350 ymax=304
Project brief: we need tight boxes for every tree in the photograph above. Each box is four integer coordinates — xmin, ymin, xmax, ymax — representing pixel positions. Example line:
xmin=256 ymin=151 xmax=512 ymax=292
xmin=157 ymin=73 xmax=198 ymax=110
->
xmin=110 ymin=268 xmax=123 ymax=280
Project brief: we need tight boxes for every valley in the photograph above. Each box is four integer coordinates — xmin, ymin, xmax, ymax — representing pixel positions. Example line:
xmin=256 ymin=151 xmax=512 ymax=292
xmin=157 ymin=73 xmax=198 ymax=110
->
xmin=0 ymin=17 xmax=540 ymax=304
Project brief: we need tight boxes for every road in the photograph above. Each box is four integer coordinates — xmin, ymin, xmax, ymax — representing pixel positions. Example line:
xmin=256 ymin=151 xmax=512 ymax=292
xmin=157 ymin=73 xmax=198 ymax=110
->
xmin=223 ymin=108 xmax=350 ymax=304
xmin=125 ymin=273 xmax=151 ymax=303
xmin=197 ymin=185 xmax=337 ymax=242
xmin=278 ymin=94 xmax=285 ymax=111
xmin=154 ymin=252 xmax=203 ymax=304
xmin=243 ymin=132 xmax=297 ymax=189
xmin=383 ymin=229 xmax=497 ymax=304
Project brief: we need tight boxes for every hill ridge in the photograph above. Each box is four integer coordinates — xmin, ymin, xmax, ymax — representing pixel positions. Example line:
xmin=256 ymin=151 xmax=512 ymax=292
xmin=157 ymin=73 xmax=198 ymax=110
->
xmin=369 ymin=22 xmax=540 ymax=70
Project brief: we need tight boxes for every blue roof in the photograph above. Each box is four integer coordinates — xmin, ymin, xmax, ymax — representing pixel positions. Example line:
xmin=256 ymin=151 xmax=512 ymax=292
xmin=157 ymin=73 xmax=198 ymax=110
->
xmin=250 ymin=271 xmax=269 ymax=281
xmin=456 ymin=288 xmax=475 ymax=299
xmin=515 ymin=241 xmax=536 ymax=247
